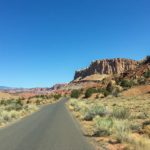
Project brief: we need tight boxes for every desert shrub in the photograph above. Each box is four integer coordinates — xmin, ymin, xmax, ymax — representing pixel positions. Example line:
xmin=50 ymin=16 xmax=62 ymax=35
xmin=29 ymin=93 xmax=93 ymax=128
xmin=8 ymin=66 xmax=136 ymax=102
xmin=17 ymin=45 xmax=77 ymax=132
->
xmin=53 ymin=94 xmax=61 ymax=100
xmin=142 ymin=56 xmax=150 ymax=64
xmin=91 ymin=104 xmax=107 ymax=117
xmin=82 ymin=104 xmax=107 ymax=121
xmin=97 ymin=88 xmax=110 ymax=97
xmin=0 ymin=98 xmax=39 ymax=125
xmin=35 ymin=95 xmax=47 ymax=99
xmin=85 ymin=88 xmax=97 ymax=98
xmin=97 ymin=88 xmax=102 ymax=93
xmin=138 ymin=77 xmax=146 ymax=85
xmin=103 ymin=90 xmax=110 ymax=97
xmin=69 ymin=99 xmax=87 ymax=112
xmin=0 ymin=111 xmax=12 ymax=122
xmin=75 ymin=101 xmax=87 ymax=112
xmin=1 ymin=99 xmax=23 ymax=111
xmin=112 ymin=87 xmax=120 ymax=97
xmin=95 ymin=94 xmax=99 ymax=99
xmin=69 ymin=99 xmax=79 ymax=107
xmin=93 ymin=116 xmax=113 ymax=136
xmin=144 ymin=70 xmax=150 ymax=78
xmin=9 ymin=110 xmax=21 ymax=119
xmin=112 ymin=107 xmax=130 ymax=119
xmin=120 ymin=79 xmax=134 ymax=88
xmin=102 ymin=89 xmax=111 ymax=97
xmin=113 ymin=120 xmax=130 ymax=143
xmin=36 ymin=99 xmax=41 ymax=105
xmin=135 ymin=112 xmax=149 ymax=119
xmin=129 ymin=122 xmax=142 ymax=132
xmin=25 ymin=104 xmax=38 ymax=112
xmin=106 ymin=82 xmax=114 ymax=93
xmin=81 ymin=107 xmax=93 ymax=121
xmin=71 ymin=90 xmax=81 ymax=98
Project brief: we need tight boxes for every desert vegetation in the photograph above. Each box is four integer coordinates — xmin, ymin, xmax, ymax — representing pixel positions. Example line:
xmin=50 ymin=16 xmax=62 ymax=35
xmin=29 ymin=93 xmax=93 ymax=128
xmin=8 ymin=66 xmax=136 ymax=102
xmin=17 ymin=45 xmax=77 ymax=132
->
xmin=0 ymin=93 xmax=62 ymax=127
xmin=71 ymin=89 xmax=81 ymax=98
xmin=67 ymin=93 xmax=150 ymax=150
xmin=0 ymin=98 xmax=38 ymax=127
xmin=26 ymin=93 xmax=62 ymax=105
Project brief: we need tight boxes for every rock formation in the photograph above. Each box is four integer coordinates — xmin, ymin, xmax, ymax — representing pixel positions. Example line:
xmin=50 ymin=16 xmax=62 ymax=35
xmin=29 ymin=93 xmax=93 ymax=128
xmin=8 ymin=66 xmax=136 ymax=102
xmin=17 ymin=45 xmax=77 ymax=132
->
xmin=74 ymin=58 xmax=138 ymax=80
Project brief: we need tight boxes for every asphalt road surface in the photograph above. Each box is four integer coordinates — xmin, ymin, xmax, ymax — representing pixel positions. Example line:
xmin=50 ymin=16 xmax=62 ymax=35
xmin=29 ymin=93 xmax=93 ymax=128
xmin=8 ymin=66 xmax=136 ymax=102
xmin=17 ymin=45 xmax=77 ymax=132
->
xmin=0 ymin=98 xmax=94 ymax=150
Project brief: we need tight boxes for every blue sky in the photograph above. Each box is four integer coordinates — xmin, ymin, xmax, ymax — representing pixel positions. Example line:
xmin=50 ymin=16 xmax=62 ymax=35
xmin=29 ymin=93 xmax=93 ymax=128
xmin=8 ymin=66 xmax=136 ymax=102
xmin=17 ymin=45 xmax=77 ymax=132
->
xmin=0 ymin=0 xmax=150 ymax=88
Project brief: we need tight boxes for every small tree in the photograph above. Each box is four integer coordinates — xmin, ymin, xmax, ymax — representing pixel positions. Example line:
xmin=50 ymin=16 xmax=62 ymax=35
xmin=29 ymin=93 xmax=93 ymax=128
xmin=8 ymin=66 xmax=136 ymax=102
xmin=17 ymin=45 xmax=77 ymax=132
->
xmin=101 ymin=89 xmax=110 ymax=97
xmin=85 ymin=88 xmax=97 ymax=98
xmin=54 ymin=94 xmax=61 ymax=100
xmin=71 ymin=90 xmax=81 ymax=98
xmin=106 ymin=82 xmax=114 ymax=93
xmin=120 ymin=79 xmax=133 ymax=88
xmin=144 ymin=70 xmax=150 ymax=78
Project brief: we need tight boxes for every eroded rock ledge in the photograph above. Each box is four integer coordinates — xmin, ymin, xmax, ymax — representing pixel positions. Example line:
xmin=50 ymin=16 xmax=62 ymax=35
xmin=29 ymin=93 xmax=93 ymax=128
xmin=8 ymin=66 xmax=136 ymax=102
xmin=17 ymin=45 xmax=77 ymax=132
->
xmin=74 ymin=58 xmax=138 ymax=80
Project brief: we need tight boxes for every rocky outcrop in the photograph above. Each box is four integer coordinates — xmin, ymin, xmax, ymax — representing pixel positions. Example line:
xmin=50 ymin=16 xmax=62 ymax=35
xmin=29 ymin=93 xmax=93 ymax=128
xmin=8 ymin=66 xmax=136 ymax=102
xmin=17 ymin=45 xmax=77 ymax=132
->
xmin=50 ymin=83 xmax=67 ymax=90
xmin=74 ymin=58 xmax=138 ymax=80
xmin=141 ymin=56 xmax=150 ymax=64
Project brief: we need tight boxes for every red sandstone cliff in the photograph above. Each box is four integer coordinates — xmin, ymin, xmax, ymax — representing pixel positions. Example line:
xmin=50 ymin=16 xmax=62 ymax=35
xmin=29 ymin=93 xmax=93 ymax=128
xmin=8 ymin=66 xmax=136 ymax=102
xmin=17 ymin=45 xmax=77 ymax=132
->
xmin=74 ymin=58 xmax=138 ymax=80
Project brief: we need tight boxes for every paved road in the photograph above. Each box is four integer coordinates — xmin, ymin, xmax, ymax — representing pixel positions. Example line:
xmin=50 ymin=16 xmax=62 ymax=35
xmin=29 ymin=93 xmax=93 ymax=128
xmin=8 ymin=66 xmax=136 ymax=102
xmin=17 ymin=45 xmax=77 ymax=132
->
xmin=0 ymin=98 xmax=94 ymax=150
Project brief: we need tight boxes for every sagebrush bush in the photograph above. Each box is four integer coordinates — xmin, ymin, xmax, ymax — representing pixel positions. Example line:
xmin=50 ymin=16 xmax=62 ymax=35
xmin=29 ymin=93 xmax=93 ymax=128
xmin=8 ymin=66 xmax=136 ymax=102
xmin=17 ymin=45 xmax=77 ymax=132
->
xmin=82 ymin=104 xmax=107 ymax=121
xmin=1 ymin=111 xmax=12 ymax=122
xmin=69 ymin=99 xmax=87 ymax=112
xmin=129 ymin=121 xmax=142 ymax=132
xmin=113 ymin=120 xmax=130 ymax=143
xmin=69 ymin=99 xmax=78 ymax=107
xmin=93 ymin=116 xmax=113 ymax=136
xmin=25 ymin=104 xmax=38 ymax=112
xmin=9 ymin=110 xmax=20 ymax=119
xmin=112 ymin=107 xmax=130 ymax=119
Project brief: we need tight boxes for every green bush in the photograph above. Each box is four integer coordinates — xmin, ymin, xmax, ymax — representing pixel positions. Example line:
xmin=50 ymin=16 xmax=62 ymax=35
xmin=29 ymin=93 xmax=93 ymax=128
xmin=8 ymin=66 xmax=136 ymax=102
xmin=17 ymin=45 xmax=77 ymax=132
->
xmin=85 ymin=88 xmax=97 ymax=98
xmin=106 ymin=82 xmax=114 ymax=93
xmin=120 ymin=79 xmax=134 ymax=88
xmin=144 ymin=70 xmax=150 ymax=78
xmin=53 ymin=94 xmax=61 ymax=100
xmin=71 ymin=90 xmax=81 ymax=98
xmin=102 ymin=89 xmax=110 ymax=97
xmin=112 ymin=107 xmax=130 ymax=120
xmin=97 ymin=88 xmax=110 ymax=97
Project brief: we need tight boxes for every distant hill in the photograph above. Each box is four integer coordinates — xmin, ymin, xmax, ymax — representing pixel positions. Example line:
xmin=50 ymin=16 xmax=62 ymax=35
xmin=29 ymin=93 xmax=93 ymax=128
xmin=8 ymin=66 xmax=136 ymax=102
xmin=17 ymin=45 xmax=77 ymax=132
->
xmin=0 ymin=86 xmax=12 ymax=90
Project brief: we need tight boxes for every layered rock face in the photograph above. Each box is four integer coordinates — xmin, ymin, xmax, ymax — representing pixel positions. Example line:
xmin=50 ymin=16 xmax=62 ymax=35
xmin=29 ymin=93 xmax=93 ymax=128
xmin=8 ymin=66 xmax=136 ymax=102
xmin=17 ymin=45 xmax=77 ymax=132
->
xmin=74 ymin=58 xmax=138 ymax=80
